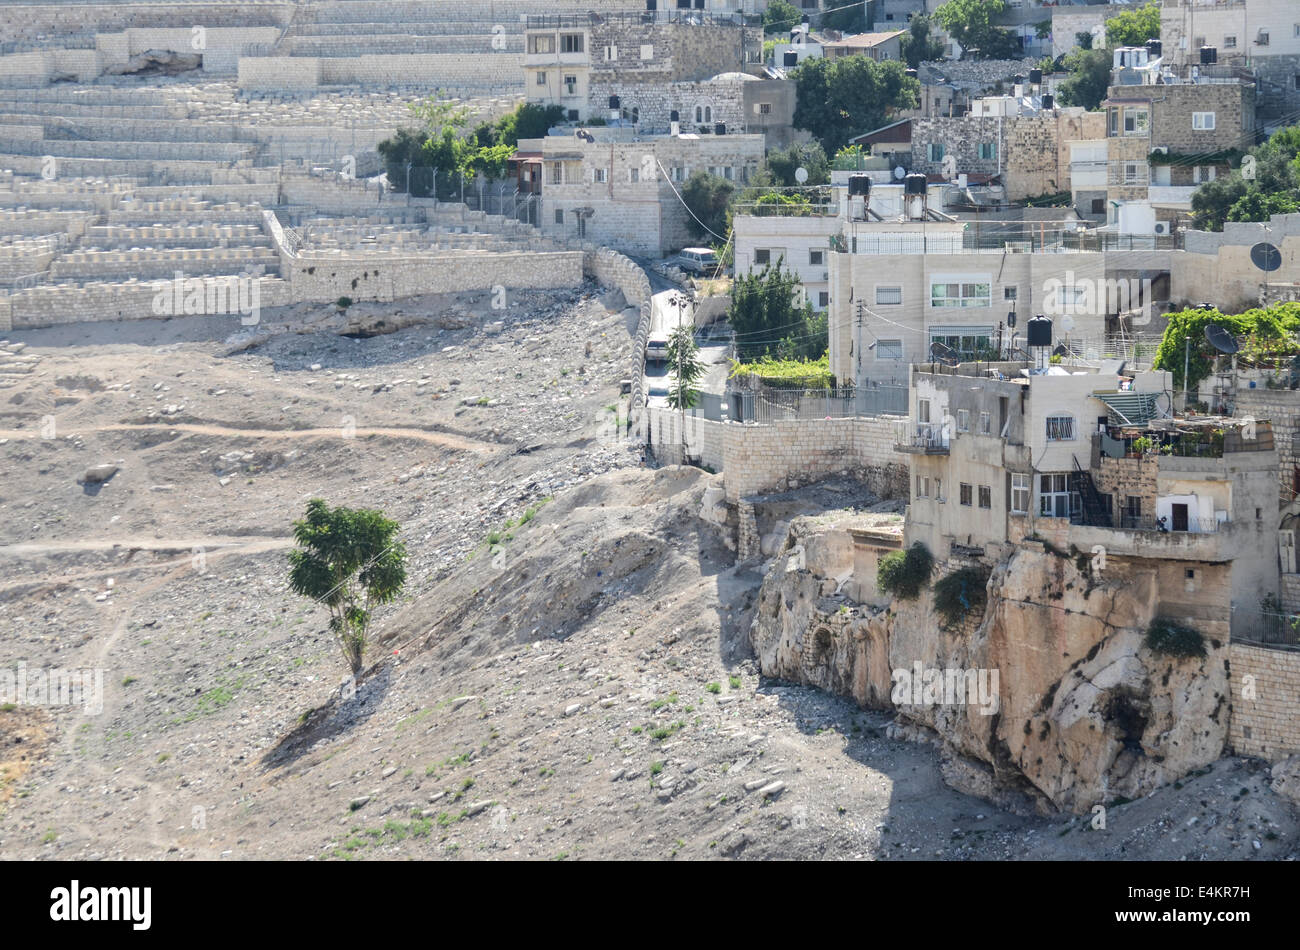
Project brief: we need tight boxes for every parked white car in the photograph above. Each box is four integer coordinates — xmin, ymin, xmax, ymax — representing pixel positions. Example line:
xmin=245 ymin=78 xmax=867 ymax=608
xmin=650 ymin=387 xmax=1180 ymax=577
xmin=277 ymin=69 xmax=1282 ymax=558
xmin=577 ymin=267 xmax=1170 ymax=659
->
xmin=671 ymin=247 xmax=721 ymax=275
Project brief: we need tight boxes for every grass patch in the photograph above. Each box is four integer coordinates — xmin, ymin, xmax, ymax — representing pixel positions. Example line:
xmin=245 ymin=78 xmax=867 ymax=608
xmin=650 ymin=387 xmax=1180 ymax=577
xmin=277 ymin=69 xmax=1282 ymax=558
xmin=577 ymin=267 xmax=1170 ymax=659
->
xmin=705 ymin=682 xmax=721 ymax=694
xmin=728 ymin=675 xmax=741 ymax=690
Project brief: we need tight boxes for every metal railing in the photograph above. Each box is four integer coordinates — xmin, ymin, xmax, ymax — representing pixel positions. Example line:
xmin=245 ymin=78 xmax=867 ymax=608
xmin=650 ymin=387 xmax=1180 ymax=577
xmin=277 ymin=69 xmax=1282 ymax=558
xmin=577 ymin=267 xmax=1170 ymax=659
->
xmin=897 ymin=421 xmax=950 ymax=450
xmin=1231 ymin=608 xmax=1300 ymax=649
xmin=1082 ymin=513 xmax=1224 ymax=534
xmin=730 ymin=385 xmax=908 ymax=424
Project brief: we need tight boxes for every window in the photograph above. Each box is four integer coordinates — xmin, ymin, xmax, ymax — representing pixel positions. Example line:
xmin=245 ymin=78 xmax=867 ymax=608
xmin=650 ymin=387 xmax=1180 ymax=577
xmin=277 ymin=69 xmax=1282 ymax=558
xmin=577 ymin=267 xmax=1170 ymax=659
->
xmin=554 ymin=208 xmax=564 ymax=224
xmin=1011 ymin=473 xmax=1030 ymax=514
xmin=528 ymin=34 xmax=555 ymax=55
xmin=1224 ymin=35 xmax=1237 ymax=49
xmin=560 ymin=33 xmax=583 ymax=53
xmin=640 ymin=44 xmax=653 ymax=60
xmin=978 ymin=142 xmax=997 ymax=160
xmin=935 ymin=478 xmax=943 ymax=502
xmin=877 ymin=339 xmax=902 ymax=359
xmin=1192 ymin=112 xmax=1216 ymax=130
xmin=759 ymin=102 xmax=772 ymax=115
xmin=1004 ymin=286 xmax=1017 ymax=301
xmin=918 ymin=398 xmax=931 ymax=424
xmin=1123 ymin=108 xmax=1149 ymax=135
xmin=550 ymin=162 xmax=563 ymax=184
xmin=928 ymin=143 xmax=945 ymax=162
xmin=1295 ymin=74 xmax=1300 ymax=90
xmin=670 ymin=166 xmax=685 ymax=182
xmin=605 ymin=45 xmax=617 ymax=61
xmin=563 ymin=75 xmax=577 ymax=95
xmin=754 ymin=248 xmax=771 ymax=265
xmin=957 ymin=409 xmax=970 ymax=432
xmin=818 ymin=291 xmax=830 ymax=308
xmin=1108 ymin=108 xmax=1118 ymax=136
xmin=535 ymin=71 xmax=547 ymax=85
xmin=1045 ymin=415 xmax=1074 ymax=441
xmin=1193 ymin=36 xmax=1205 ymax=50
xmin=1091 ymin=197 xmax=1106 ymax=214
xmin=960 ymin=483 xmax=973 ymax=507
xmin=979 ymin=485 xmax=992 ymax=509
xmin=876 ymin=286 xmax=903 ymax=305
xmin=809 ymin=249 xmax=824 ymax=266
xmin=1123 ymin=495 xmax=1141 ymax=527
xmin=626 ymin=167 xmax=639 ymax=183
xmin=930 ymin=328 xmax=993 ymax=356
xmin=1257 ymin=30 xmax=1270 ymax=47
xmin=567 ymin=109 xmax=578 ymax=122
xmin=917 ymin=475 xmax=929 ymax=498
xmin=1122 ymin=162 xmax=1147 ymax=184
xmin=1194 ymin=165 xmax=1216 ymax=183
xmin=593 ymin=168 xmax=607 ymax=183
xmin=1039 ymin=473 xmax=1073 ymax=518
xmin=931 ymin=281 xmax=991 ymax=308
xmin=978 ymin=411 xmax=991 ymax=435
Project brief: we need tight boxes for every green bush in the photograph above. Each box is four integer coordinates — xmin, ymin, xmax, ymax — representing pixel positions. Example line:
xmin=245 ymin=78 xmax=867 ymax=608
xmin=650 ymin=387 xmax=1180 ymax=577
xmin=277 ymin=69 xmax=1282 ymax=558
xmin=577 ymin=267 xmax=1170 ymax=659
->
xmin=336 ymin=296 xmax=353 ymax=309
xmin=932 ymin=566 xmax=990 ymax=629
xmin=1144 ymin=618 xmax=1206 ymax=658
xmin=877 ymin=543 xmax=933 ymax=600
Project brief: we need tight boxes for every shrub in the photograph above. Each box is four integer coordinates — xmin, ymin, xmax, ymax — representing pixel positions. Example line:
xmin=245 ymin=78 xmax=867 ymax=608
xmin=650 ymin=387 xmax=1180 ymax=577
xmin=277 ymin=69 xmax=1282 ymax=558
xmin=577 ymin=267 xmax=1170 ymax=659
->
xmin=877 ymin=543 xmax=933 ymax=600
xmin=1144 ymin=618 xmax=1206 ymax=658
xmin=336 ymin=296 xmax=353 ymax=309
xmin=932 ymin=566 xmax=990 ymax=629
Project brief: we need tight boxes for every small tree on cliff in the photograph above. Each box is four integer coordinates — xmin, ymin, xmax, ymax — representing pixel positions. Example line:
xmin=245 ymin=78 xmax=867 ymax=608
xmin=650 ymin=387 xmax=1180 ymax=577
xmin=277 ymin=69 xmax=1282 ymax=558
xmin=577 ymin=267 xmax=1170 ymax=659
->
xmin=288 ymin=500 xmax=408 ymax=677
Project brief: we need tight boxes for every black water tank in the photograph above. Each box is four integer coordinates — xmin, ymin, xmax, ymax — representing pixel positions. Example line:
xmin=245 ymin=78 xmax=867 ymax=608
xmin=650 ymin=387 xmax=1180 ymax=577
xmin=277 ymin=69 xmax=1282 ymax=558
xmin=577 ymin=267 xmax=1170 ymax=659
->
xmin=1200 ymin=45 xmax=1217 ymax=65
xmin=1146 ymin=38 xmax=1162 ymax=58
xmin=608 ymin=96 xmax=619 ymax=110
xmin=783 ymin=50 xmax=799 ymax=67
xmin=646 ymin=0 xmax=656 ymax=9
xmin=1027 ymin=315 xmax=1053 ymax=348
xmin=1029 ymin=68 xmax=1043 ymax=85
xmin=1042 ymin=93 xmax=1054 ymax=110
xmin=1012 ymin=74 xmax=1024 ymax=86
xmin=905 ymin=68 xmax=918 ymax=79
xmin=715 ymin=122 xmax=726 ymax=135
xmin=669 ymin=109 xmax=679 ymax=122
xmin=847 ymin=174 xmax=872 ymax=196
xmin=904 ymin=173 xmax=927 ymax=195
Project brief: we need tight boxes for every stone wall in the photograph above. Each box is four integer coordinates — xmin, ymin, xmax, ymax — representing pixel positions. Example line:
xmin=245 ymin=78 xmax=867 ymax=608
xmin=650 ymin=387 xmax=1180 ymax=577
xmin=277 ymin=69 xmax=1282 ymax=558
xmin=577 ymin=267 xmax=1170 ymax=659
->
xmin=238 ymin=53 xmax=521 ymax=92
xmin=1232 ymin=389 xmax=1295 ymax=497
xmin=1091 ymin=454 xmax=1159 ymax=525
xmin=1228 ymin=642 xmax=1300 ymax=760
xmin=721 ymin=416 xmax=906 ymax=501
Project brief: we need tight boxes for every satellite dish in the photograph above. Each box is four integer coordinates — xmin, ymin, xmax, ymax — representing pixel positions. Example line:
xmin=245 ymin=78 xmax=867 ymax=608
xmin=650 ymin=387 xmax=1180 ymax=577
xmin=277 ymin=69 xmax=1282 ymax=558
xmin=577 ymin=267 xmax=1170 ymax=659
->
xmin=1203 ymin=324 xmax=1239 ymax=355
xmin=1060 ymin=314 xmax=1075 ymax=334
xmin=1052 ymin=344 xmax=1070 ymax=358
xmin=929 ymin=341 xmax=959 ymax=366
xmin=894 ymin=166 xmax=906 ymax=181
xmin=1250 ymin=242 xmax=1282 ymax=273
xmin=794 ymin=166 xmax=809 ymax=184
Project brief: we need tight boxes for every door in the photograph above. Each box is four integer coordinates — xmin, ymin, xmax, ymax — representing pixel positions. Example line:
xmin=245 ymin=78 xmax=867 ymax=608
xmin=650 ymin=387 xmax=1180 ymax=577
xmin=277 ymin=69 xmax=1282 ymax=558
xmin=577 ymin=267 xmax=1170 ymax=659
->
xmin=1171 ymin=503 xmax=1189 ymax=532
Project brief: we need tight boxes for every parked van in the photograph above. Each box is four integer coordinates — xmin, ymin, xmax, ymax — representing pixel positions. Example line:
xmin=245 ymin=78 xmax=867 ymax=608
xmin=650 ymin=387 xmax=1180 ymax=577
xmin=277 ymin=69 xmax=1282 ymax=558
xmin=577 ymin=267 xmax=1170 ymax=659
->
xmin=672 ymin=247 xmax=720 ymax=275
xmin=646 ymin=333 xmax=669 ymax=362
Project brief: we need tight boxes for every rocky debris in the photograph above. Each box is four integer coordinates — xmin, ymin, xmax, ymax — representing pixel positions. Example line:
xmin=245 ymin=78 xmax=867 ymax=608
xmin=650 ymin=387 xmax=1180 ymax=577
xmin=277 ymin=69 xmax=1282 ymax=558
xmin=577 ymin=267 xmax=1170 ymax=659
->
xmin=79 ymin=463 xmax=119 ymax=484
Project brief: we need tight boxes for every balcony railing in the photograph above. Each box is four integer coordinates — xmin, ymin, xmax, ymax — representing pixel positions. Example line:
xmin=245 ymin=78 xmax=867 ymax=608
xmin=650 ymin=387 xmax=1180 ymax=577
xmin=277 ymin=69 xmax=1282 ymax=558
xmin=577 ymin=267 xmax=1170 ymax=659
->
xmin=896 ymin=422 xmax=950 ymax=452
xmin=1078 ymin=513 xmax=1223 ymax=534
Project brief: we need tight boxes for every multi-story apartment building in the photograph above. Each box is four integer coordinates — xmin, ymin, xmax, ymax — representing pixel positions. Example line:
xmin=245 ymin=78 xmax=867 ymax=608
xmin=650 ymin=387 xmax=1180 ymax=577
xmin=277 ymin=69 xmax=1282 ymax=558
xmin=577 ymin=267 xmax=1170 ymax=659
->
xmin=895 ymin=356 xmax=1280 ymax=633
xmin=1159 ymin=0 xmax=1300 ymax=120
xmin=522 ymin=10 xmax=761 ymax=123
xmin=519 ymin=126 xmax=764 ymax=256
xmin=1103 ymin=47 xmax=1257 ymax=233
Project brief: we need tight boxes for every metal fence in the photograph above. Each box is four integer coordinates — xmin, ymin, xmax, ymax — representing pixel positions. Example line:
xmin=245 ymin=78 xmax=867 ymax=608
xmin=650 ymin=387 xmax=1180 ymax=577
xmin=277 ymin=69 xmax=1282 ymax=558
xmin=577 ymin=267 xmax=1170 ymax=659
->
xmin=1232 ymin=608 xmax=1300 ymax=649
xmin=729 ymin=385 xmax=908 ymax=424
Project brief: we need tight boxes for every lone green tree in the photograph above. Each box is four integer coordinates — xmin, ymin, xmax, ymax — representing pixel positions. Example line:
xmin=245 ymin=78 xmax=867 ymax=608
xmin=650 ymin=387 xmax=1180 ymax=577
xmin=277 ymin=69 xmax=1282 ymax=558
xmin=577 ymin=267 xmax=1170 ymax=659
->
xmin=288 ymin=500 xmax=408 ymax=677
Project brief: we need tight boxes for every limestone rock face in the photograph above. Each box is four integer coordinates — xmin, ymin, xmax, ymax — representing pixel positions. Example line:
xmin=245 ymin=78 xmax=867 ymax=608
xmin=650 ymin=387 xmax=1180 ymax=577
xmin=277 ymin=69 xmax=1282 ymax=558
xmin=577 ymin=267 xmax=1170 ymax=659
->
xmin=1269 ymin=755 xmax=1300 ymax=806
xmin=750 ymin=526 xmax=1231 ymax=815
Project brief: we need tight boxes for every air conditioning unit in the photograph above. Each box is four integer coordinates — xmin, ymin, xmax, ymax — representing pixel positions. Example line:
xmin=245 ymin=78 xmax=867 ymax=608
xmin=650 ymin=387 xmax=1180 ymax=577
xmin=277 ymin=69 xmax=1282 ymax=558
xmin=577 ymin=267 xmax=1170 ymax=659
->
xmin=1152 ymin=146 xmax=1168 ymax=155
xmin=1154 ymin=221 xmax=1170 ymax=235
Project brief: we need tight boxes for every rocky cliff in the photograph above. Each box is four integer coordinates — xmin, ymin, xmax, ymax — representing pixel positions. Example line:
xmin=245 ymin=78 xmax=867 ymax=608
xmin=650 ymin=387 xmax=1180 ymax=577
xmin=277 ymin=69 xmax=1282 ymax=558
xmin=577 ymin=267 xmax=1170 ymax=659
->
xmin=751 ymin=519 xmax=1230 ymax=815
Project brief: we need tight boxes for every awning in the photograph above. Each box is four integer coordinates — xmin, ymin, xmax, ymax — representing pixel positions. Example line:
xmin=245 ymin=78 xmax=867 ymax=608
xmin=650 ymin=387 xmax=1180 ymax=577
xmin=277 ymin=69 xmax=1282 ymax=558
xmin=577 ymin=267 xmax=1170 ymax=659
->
xmin=1095 ymin=390 xmax=1159 ymax=426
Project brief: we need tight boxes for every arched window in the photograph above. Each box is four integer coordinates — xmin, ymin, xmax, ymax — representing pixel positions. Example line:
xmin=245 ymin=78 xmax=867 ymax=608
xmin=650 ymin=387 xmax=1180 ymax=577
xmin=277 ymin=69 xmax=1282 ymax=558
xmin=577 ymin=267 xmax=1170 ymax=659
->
xmin=694 ymin=105 xmax=702 ymax=123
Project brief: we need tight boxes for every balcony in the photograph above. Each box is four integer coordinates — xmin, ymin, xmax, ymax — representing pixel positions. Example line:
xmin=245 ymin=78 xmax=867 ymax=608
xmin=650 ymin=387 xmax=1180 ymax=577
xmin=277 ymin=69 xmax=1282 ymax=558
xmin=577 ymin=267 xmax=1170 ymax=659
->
xmin=895 ymin=422 xmax=950 ymax=454
xmin=1068 ymin=517 xmax=1232 ymax=562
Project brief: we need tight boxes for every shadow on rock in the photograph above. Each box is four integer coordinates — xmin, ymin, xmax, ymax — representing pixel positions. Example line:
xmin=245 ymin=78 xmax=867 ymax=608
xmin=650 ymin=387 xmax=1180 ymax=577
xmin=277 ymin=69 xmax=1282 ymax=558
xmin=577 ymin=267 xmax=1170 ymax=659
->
xmin=259 ymin=661 xmax=393 ymax=771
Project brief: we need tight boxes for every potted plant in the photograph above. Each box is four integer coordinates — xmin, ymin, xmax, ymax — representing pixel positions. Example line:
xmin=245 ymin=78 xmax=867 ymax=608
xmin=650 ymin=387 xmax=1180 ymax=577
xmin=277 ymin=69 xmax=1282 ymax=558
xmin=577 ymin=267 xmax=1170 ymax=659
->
xmin=1131 ymin=435 xmax=1154 ymax=456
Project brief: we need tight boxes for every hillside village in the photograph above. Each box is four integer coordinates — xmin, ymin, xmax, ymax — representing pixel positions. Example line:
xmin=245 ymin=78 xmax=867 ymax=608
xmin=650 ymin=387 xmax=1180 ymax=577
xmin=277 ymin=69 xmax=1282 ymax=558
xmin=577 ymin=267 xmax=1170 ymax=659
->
xmin=1 ymin=0 xmax=1300 ymax=865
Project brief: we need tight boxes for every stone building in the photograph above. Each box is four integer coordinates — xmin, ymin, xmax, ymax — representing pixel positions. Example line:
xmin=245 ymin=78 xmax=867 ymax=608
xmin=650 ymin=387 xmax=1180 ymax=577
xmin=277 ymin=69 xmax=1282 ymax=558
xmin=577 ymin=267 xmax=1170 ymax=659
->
xmin=522 ymin=9 xmax=762 ymax=122
xmin=521 ymin=126 xmax=764 ymax=256
xmin=1159 ymin=0 xmax=1300 ymax=120
xmin=896 ymin=360 xmax=1280 ymax=634
xmin=1103 ymin=64 xmax=1256 ymax=231
xmin=822 ymin=30 xmax=905 ymax=62
xmin=912 ymin=101 xmax=1107 ymax=202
